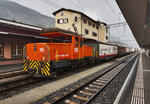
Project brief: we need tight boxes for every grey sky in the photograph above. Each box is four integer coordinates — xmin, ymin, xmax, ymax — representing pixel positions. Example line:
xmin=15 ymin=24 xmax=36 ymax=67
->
xmin=9 ymin=0 xmax=140 ymax=49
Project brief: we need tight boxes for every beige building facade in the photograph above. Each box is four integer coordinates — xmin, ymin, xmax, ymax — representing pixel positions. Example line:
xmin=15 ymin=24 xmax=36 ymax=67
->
xmin=53 ymin=8 xmax=108 ymax=42
xmin=100 ymin=23 xmax=108 ymax=42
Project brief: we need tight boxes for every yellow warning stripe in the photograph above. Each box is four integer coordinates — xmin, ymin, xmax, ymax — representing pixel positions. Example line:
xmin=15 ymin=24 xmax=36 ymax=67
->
xmin=23 ymin=65 xmax=28 ymax=71
xmin=41 ymin=71 xmax=44 ymax=74
xmin=46 ymin=62 xmax=50 ymax=67
xmin=23 ymin=61 xmax=28 ymax=67
xmin=23 ymin=60 xmax=51 ymax=76
xmin=42 ymin=68 xmax=47 ymax=76
xmin=42 ymin=64 xmax=50 ymax=76
xmin=31 ymin=61 xmax=35 ymax=68
xmin=45 ymin=64 xmax=50 ymax=71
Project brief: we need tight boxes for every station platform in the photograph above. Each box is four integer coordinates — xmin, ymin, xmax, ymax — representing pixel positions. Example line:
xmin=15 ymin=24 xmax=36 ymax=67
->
xmin=0 ymin=63 xmax=22 ymax=73
xmin=123 ymin=53 xmax=150 ymax=104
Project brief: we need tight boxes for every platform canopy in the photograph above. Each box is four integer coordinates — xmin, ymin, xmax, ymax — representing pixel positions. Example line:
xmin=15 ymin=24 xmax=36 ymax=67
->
xmin=116 ymin=0 xmax=150 ymax=48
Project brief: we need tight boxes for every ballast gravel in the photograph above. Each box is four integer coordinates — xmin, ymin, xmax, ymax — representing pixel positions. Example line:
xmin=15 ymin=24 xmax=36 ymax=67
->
xmin=90 ymin=55 xmax=137 ymax=104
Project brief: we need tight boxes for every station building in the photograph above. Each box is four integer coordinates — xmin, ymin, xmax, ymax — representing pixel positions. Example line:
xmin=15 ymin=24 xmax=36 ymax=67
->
xmin=53 ymin=8 xmax=108 ymax=42
xmin=0 ymin=18 xmax=48 ymax=65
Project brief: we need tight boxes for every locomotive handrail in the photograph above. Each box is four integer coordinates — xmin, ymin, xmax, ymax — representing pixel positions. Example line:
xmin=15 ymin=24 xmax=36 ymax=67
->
xmin=23 ymin=45 xmax=27 ymax=60
xmin=45 ymin=44 xmax=50 ymax=63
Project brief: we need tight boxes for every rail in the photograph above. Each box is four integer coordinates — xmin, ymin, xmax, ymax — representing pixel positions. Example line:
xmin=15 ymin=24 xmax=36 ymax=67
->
xmin=47 ymin=53 xmax=138 ymax=104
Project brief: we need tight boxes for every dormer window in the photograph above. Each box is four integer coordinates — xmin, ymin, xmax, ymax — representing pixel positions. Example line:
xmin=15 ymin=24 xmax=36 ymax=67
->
xmin=60 ymin=12 xmax=64 ymax=16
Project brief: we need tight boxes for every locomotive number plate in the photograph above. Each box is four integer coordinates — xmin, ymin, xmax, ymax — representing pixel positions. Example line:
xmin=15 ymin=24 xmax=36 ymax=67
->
xmin=74 ymin=48 xmax=78 ymax=52
xmin=40 ymin=48 xmax=44 ymax=52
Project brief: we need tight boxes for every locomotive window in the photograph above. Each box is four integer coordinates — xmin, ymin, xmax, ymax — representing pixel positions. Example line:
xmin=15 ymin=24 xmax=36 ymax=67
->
xmin=80 ymin=38 xmax=83 ymax=47
xmin=75 ymin=37 xmax=78 ymax=47
xmin=0 ymin=43 xmax=3 ymax=56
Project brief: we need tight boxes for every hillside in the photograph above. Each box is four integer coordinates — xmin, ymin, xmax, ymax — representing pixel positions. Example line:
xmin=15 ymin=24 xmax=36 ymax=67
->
xmin=0 ymin=0 xmax=55 ymax=28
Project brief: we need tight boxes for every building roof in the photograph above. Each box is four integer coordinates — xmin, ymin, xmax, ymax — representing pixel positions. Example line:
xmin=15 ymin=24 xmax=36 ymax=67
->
xmin=0 ymin=31 xmax=48 ymax=39
xmin=0 ymin=18 xmax=47 ymax=39
xmin=0 ymin=18 xmax=42 ymax=30
xmin=53 ymin=8 xmax=101 ymax=25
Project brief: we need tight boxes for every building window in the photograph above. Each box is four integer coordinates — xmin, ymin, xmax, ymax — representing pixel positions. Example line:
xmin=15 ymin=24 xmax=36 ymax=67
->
xmin=106 ymin=36 xmax=108 ymax=40
xmin=106 ymin=28 xmax=108 ymax=33
xmin=88 ymin=21 xmax=91 ymax=26
xmin=68 ymin=28 xmax=70 ymax=31
xmin=92 ymin=32 xmax=97 ymax=37
xmin=83 ymin=18 xmax=87 ymax=24
xmin=12 ymin=44 xmax=22 ymax=56
xmin=92 ymin=23 xmax=95 ymax=28
xmin=64 ymin=18 xmax=68 ymax=24
xmin=60 ymin=12 xmax=64 ymax=16
xmin=96 ymin=25 xmax=98 ymax=29
xmin=85 ymin=29 xmax=89 ymax=35
xmin=74 ymin=16 xmax=78 ymax=22
xmin=57 ymin=19 xmax=64 ymax=24
xmin=0 ymin=43 xmax=3 ymax=56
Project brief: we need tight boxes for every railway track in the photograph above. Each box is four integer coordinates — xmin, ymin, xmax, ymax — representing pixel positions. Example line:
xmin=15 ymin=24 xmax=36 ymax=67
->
xmin=0 ymin=77 xmax=39 ymax=93
xmin=0 ymin=70 xmax=25 ymax=79
xmin=44 ymin=53 xmax=138 ymax=104
xmin=0 ymin=70 xmax=35 ymax=93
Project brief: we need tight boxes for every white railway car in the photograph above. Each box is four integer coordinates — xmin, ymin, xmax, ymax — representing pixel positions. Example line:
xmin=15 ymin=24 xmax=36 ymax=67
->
xmin=99 ymin=43 xmax=118 ymax=60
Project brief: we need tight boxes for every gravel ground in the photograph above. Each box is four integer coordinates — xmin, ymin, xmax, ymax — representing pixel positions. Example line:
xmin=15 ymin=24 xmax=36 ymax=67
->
xmin=31 ymin=55 xmax=134 ymax=104
xmin=90 ymin=55 xmax=138 ymax=104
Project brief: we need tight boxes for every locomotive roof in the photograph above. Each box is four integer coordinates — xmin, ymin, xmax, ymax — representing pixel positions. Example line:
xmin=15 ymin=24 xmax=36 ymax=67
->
xmin=41 ymin=27 xmax=81 ymax=38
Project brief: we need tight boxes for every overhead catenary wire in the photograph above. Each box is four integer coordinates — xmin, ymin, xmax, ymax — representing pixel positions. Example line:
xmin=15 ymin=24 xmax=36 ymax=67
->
xmin=104 ymin=0 xmax=120 ymax=21
xmin=41 ymin=0 xmax=61 ymax=9
xmin=103 ymin=0 xmax=132 ymax=46
xmin=78 ymin=0 xmax=106 ymax=21
xmin=46 ymin=0 xmax=62 ymax=8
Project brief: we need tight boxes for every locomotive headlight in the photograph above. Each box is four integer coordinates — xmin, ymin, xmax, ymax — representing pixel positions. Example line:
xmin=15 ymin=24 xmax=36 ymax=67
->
xmin=27 ymin=56 xmax=29 ymax=59
xmin=42 ymin=57 xmax=45 ymax=60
